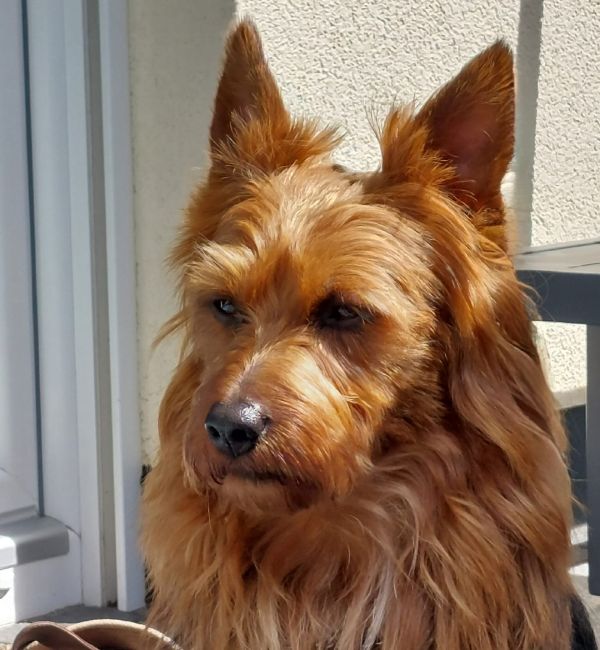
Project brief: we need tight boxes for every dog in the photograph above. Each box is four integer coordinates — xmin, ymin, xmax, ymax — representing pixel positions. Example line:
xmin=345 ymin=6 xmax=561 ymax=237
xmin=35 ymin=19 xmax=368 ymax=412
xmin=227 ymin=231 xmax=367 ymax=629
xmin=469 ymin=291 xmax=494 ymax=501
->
xmin=141 ymin=20 xmax=597 ymax=649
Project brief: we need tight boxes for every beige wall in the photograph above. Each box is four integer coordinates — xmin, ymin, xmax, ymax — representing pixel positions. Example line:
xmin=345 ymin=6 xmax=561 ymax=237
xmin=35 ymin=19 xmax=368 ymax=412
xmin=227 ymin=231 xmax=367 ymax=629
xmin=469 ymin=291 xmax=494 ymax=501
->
xmin=528 ymin=0 xmax=600 ymax=399
xmin=129 ymin=0 xmax=599 ymax=461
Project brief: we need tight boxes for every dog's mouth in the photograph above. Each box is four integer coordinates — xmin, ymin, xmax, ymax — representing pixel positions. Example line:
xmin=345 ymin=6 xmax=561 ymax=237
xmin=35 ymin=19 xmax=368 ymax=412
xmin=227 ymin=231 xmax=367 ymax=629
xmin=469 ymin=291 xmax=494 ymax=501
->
xmin=206 ymin=458 xmax=293 ymax=486
xmin=208 ymin=459 xmax=321 ymax=493
xmin=203 ymin=443 xmax=315 ymax=489
xmin=223 ymin=465 xmax=318 ymax=491
xmin=229 ymin=467 xmax=290 ymax=484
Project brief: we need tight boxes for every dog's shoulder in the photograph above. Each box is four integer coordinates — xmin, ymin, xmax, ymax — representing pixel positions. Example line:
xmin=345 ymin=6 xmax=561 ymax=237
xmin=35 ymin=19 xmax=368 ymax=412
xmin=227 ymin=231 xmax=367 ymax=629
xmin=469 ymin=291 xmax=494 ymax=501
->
xmin=572 ymin=594 xmax=598 ymax=649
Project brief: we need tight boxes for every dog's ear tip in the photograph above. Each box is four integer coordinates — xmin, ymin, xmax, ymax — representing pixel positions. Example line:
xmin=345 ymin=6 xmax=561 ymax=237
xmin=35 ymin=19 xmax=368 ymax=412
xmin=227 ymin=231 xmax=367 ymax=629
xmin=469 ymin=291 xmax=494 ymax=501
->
xmin=232 ymin=16 xmax=259 ymax=33
xmin=472 ymin=39 xmax=515 ymax=84
xmin=485 ymin=39 xmax=514 ymax=60
xmin=225 ymin=17 xmax=263 ymax=53
xmin=210 ymin=17 xmax=282 ymax=152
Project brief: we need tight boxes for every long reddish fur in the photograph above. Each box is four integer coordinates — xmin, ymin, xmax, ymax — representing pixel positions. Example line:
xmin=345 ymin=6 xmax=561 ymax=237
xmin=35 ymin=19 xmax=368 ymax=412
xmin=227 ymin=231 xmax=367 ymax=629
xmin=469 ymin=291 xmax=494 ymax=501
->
xmin=142 ymin=21 xmax=576 ymax=649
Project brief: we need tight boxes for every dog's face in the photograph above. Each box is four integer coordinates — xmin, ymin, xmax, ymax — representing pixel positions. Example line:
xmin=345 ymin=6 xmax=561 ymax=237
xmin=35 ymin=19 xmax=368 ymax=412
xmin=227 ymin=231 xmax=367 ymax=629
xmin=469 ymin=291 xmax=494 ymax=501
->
xmin=174 ymin=22 xmax=516 ymax=511
xmin=185 ymin=166 xmax=438 ymax=508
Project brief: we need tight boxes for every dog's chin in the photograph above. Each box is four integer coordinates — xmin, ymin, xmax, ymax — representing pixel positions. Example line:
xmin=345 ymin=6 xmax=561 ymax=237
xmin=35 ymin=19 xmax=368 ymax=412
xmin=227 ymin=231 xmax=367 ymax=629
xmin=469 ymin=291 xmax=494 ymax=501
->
xmin=182 ymin=439 xmax=325 ymax=513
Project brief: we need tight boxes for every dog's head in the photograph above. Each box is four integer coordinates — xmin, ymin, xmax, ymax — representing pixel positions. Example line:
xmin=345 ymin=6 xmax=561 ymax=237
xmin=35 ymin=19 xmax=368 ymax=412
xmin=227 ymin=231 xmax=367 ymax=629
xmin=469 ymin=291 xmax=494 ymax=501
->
xmin=162 ymin=21 xmax=552 ymax=513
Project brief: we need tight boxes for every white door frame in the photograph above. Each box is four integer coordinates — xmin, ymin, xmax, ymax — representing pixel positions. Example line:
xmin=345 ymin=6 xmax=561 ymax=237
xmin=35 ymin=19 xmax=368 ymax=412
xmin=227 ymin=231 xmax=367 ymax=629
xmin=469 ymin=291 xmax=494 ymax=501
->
xmin=0 ymin=0 xmax=39 ymax=519
xmin=0 ymin=0 xmax=82 ymax=623
xmin=99 ymin=1 xmax=145 ymax=612
xmin=31 ymin=0 xmax=145 ymax=613
xmin=0 ymin=0 xmax=144 ymax=622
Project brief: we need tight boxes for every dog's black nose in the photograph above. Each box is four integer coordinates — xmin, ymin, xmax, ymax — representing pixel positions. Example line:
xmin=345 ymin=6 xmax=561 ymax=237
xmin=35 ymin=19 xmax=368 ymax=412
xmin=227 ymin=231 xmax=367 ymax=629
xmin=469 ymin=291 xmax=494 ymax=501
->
xmin=205 ymin=401 xmax=269 ymax=458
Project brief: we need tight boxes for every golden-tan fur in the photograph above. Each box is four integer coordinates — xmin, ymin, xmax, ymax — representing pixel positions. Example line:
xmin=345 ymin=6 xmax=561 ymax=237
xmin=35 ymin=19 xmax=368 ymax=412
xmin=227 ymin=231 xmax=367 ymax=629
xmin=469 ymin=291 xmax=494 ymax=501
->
xmin=141 ymin=20 xmax=577 ymax=649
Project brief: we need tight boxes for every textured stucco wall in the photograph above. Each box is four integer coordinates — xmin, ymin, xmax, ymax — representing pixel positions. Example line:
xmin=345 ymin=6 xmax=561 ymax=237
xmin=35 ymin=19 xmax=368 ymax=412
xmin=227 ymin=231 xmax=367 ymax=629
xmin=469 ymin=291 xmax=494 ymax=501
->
xmin=129 ymin=0 xmax=598 ymax=459
xmin=235 ymin=0 xmax=519 ymax=171
xmin=531 ymin=0 xmax=600 ymax=247
xmin=528 ymin=0 xmax=600 ymax=398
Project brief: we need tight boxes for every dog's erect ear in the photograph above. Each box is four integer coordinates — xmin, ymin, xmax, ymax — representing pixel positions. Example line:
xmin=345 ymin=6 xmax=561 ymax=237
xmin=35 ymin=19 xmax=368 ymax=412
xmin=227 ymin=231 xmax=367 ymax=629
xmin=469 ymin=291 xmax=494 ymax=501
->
xmin=415 ymin=41 xmax=515 ymax=211
xmin=208 ymin=21 xmax=336 ymax=174
xmin=210 ymin=20 xmax=287 ymax=153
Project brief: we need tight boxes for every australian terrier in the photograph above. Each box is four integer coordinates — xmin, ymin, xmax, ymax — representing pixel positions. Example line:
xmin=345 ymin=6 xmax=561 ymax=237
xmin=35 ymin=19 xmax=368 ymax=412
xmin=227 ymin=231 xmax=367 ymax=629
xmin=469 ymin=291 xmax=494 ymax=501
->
xmin=141 ymin=20 xmax=596 ymax=650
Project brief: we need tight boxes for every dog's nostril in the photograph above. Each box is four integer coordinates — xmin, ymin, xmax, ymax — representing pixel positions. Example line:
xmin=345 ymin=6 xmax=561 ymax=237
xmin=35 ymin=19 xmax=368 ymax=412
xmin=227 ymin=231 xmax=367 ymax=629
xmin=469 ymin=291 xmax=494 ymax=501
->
xmin=206 ymin=425 xmax=221 ymax=441
xmin=230 ymin=427 xmax=253 ymax=444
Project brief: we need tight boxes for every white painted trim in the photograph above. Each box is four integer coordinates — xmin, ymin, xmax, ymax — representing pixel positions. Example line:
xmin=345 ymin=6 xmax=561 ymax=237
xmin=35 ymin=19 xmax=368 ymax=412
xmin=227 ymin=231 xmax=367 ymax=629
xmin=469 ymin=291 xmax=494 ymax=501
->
xmin=27 ymin=0 xmax=82 ymax=534
xmin=27 ymin=0 xmax=110 ymax=607
xmin=0 ymin=531 xmax=81 ymax=625
xmin=0 ymin=1 xmax=83 ymax=621
xmin=3 ymin=0 xmax=143 ymax=619
xmin=64 ymin=0 xmax=113 ymax=607
xmin=0 ymin=474 xmax=36 ymax=524
xmin=98 ymin=1 xmax=146 ymax=611
xmin=0 ymin=0 xmax=39 ymax=515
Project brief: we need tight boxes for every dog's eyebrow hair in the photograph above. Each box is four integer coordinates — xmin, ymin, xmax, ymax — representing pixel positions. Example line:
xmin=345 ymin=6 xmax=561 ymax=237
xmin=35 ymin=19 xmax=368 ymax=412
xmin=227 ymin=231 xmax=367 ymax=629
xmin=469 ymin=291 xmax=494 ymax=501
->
xmin=316 ymin=289 xmax=370 ymax=307
xmin=186 ymin=241 xmax=256 ymax=292
xmin=312 ymin=287 xmax=391 ymax=318
xmin=195 ymin=241 xmax=255 ymax=265
xmin=312 ymin=290 xmax=379 ymax=320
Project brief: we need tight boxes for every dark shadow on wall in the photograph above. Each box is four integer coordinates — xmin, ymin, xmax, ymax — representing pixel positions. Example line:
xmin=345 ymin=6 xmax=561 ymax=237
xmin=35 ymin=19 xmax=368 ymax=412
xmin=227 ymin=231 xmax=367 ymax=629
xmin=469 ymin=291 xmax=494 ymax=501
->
xmin=188 ymin=0 xmax=237 ymax=159
xmin=128 ymin=0 xmax=236 ymax=181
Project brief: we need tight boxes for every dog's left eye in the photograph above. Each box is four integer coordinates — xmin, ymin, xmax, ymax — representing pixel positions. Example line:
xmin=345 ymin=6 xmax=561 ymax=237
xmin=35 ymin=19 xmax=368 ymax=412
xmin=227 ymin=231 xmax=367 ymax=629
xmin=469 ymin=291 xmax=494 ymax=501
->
xmin=212 ymin=298 xmax=246 ymax=324
xmin=314 ymin=296 xmax=368 ymax=331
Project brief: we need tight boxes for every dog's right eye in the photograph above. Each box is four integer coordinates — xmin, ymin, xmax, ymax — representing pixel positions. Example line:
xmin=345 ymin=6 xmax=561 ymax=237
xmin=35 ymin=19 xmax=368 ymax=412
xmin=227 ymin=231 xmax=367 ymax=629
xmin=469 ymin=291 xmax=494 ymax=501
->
xmin=313 ymin=295 xmax=371 ymax=331
xmin=212 ymin=298 xmax=245 ymax=325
